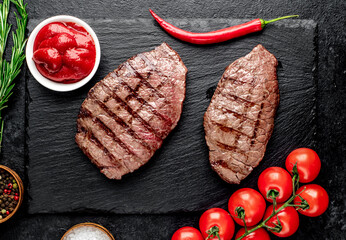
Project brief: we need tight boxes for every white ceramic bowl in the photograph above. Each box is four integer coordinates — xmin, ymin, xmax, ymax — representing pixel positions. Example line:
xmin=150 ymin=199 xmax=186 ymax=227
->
xmin=26 ymin=15 xmax=101 ymax=92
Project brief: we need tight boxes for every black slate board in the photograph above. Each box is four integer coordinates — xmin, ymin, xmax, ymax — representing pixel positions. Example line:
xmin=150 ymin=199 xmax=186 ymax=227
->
xmin=27 ymin=18 xmax=317 ymax=214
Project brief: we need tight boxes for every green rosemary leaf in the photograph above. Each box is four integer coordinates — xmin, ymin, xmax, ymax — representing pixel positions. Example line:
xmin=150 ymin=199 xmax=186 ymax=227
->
xmin=0 ymin=0 xmax=28 ymax=151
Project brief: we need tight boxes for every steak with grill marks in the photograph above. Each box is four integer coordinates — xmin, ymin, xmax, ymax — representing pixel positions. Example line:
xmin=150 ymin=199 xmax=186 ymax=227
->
xmin=204 ymin=44 xmax=279 ymax=184
xmin=75 ymin=43 xmax=187 ymax=179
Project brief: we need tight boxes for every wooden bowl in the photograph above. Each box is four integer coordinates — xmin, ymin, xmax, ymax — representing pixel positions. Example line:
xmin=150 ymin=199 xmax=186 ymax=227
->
xmin=61 ymin=222 xmax=115 ymax=240
xmin=0 ymin=165 xmax=24 ymax=224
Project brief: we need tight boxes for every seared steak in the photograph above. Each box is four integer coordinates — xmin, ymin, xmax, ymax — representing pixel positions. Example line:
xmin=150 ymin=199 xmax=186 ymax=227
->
xmin=204 ymin=44 xmax=279 ymax=184
xmin=76 ymin=43 xmax=187 ymax=179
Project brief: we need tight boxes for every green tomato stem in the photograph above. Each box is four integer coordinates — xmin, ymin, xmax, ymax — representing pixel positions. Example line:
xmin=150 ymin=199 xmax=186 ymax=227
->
xmin=235 ymin=173 xmax=302 ymax=240
xmin=242 ymin=216 xmax=248 ymax=233
xmin=272 ymin=197 xmax=277 ymax=215
xmin=235 ymin=206 xmax=248 ymax=233
xmin=206 ymin=226 xmax=221 ymax=240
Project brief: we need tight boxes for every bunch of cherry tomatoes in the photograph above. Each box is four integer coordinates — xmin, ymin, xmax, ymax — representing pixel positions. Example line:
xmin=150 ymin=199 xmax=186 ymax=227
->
xmin=172 ymin=148 xmax=329 ymax=240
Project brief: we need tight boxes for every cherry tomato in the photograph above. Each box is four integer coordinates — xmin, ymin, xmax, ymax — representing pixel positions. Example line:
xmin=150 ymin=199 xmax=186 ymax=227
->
xmin=235 ymin=227 xmax=270 ymax=240
xmin=258 ymin=167 xmax=293 ymax=203
xmin=286 ymin=148 xmax=321 ymax=183
xmin=228 ymin=188 xmax=266 ymax=227
xmin=199 ymin=208 xmax=235 ymax=240
xmin=172 ymin=226 xmax=203 ymax=240
xmin=294 ymin=184 xmax=329 ymax=217
xmin=264 ymin=204 xmax=299 ymax=237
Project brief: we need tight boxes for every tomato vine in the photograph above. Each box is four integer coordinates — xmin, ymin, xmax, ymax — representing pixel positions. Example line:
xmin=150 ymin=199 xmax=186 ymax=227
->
xmin=235 ymin=165 xmax=308 ymax=240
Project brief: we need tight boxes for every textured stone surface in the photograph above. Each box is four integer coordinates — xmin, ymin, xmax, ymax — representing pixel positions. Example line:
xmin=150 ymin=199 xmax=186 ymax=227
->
xmin=26 ymin=18 xmax=316 ymax=214
xmin=0 ymin=0 xmax=345 ymax=239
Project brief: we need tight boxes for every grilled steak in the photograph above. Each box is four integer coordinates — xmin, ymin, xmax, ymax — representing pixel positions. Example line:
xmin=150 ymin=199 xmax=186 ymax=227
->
xmin=204 ymin=44 xmax=279 ymax=184
xmin=76 ymin=43 xmax=187 ymax=179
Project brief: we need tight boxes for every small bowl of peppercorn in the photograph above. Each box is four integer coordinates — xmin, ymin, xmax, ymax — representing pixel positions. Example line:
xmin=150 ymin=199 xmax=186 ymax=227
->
xmin=0 ymin=165 xmax=24 ymax=224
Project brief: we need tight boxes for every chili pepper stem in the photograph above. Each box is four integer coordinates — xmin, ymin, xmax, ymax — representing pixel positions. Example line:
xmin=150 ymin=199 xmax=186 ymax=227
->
xmin=260 ymin=15 xmax=299 ymax=28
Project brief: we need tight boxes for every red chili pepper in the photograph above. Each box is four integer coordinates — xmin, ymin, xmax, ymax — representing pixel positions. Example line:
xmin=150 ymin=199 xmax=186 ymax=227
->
xmin=149 ymin=9 xmax=298 ymax=45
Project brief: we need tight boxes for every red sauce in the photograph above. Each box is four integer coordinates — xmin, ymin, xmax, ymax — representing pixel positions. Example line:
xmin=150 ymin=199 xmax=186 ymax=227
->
xmin=33 ymin=22 xmax=96 ymax=83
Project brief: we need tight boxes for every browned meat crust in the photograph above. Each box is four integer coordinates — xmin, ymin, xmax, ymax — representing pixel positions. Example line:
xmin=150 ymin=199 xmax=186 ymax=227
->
xmin=204 ymin=44 xmax=279 ymax=184
xmin=76 ymin=43 xmax=187 ymax=179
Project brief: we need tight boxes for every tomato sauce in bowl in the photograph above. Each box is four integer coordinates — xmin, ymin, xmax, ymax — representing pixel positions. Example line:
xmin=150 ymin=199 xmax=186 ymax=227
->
xmin=33 ymin=22 xmax=96 ymax=84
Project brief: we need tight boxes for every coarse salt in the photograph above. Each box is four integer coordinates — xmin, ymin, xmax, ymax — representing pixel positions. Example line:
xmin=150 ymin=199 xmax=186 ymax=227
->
xmin=63 ymin=225 xmax=112 ymax=240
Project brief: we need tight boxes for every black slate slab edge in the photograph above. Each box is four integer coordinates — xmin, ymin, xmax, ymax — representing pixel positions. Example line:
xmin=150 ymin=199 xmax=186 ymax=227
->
xmin=26 ymin=18 xmax=317 ymax=214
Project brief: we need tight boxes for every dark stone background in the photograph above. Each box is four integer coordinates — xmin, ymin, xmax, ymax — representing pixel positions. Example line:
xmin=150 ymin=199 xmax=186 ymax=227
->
xmin=0 ymin=0 xmax=345 ymax=239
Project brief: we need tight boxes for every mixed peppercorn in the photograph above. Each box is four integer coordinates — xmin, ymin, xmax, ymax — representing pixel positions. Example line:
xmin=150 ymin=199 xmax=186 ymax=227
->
xmin=0 ymin=169 xmax=20 ymax=220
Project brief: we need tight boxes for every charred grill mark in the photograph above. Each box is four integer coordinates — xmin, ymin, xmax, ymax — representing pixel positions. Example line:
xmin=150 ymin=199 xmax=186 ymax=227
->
xmin=88 ymin=133 xmax=122 ymax=169
xmin=225 ymin=76 xmax=256 ymax=87
xmin=78 ymin=107 xmax=93 ymax=119
xmin=221 ymin=107 xmax=256 ymax=123
xmin=101 ymin=166 xmax=122 ymax=170
xmin=155 ymin=77 xmax=172 ymax=91
xmin=213 ymin=121 xmax=252 ymax=139
xmin=78 ymin=126 xmax=118 ymax=169
xmin=115 ymin=75 xmax=172 ymax=125
xmin=214 ymin=141 xmax=255 ymax=169
xmin=138 ymin=53 xmax=171 ymax=78
xmin=144 ymin=50 xmax=176 ymax=91
xmin=77 ymin=111 xmax=138 ymax=169
xmin=220 ymin=91 xmax=258 ymax=108
xmin=234 ymin=91 xmax=252 ymax=149
xmin=211 ymin=160 xmax=229 ymax=169
xmin=80 ymin=144 xmax=102 ymax=167
xmin=219 ymin=77 xmax=258 ymax=150
xmin=93 ymin=117 xmax=138 ymax=158
xmin=226 ymin=93 xmax=257 ymax=107
xmin=136 ymin=53 xmax=174 ymax=95
xmin=120 ymin=60 xmax=171 ymax=111
xmin=128 ymin=92 xmax=172 ymax=125
xmin=124 ymin=61 xmax=165 ymax=99
xmin=216 ymin=141 xmax=247 ymax=155
xmin=100 ymin=83 xmax=164 ymax=140
xmin=251 ymin=103 xmax=264 ymax=145
xmin=104 ymin=95 xmax=111 ymax=102
xmin=133 ymin=82 xmax=141 ymax=93
xmin=211 ymin=157 xmax=252 ymax=170
xmin=85 ymin=93 xmax=154 ymax=152
xmin=234 ymin=134 xmax=241 ymax=147
xmin=79 ymin=126 xmax=88 ymax=134
xmin=97 ymin=99 xmax=155 ymax=151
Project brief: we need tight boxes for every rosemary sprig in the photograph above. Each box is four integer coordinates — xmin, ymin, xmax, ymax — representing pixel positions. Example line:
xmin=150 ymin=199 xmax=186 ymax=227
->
xmin=0 ymin=0 xmax=27 ymax=150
